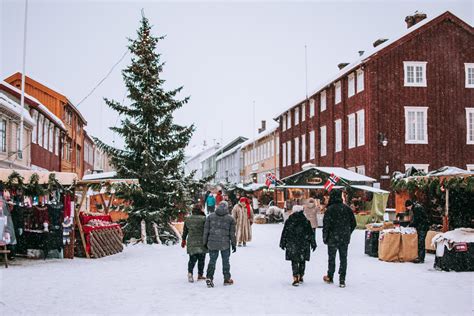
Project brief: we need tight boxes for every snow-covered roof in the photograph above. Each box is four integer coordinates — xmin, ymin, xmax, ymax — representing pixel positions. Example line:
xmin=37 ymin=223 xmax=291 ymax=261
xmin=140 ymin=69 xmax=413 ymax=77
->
xmin=351 ymin=185 xmax=390 ymax=194
xmin=216 ymin=144 xmax=242 ymax=161
xmin=82 ymin=171 xmax=117 ymax=180
xmin=426 ymin=166 xmax=473 ymax=177
xmin=235 ymin=182 xmax=267 ymax=192
xmin=0 ymin=92 xmax=35 ymax=126
xmin=281 ymin=166 xmax=375 ymax=183
xmin=240 ymin=125 xmax=279 ymax=149
xmin=273 ymin=11 xmax=460 ymax=119
xmin=1 ymin=81 xmax=66 ymax=130
xmin=186 ymin=145 xmax=220 ymax=163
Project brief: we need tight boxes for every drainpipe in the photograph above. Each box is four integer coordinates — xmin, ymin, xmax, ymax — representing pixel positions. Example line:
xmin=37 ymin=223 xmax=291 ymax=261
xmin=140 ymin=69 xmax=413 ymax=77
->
xmin=19 ymin=0 xmax=29 ymax=159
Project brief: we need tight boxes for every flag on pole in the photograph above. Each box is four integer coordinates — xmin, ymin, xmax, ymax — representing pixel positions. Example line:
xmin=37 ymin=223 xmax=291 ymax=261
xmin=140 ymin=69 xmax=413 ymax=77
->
xmin=265 ymin=173 xmax=278 ymax=187
xmin=323 ymin=173 xmax=340 ymax=192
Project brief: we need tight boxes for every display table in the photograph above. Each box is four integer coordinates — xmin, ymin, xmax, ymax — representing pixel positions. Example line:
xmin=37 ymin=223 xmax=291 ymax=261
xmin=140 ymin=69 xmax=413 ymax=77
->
xmin=17 ymin=229 xmax=63 ymax=259
xmin=378 ymin=228 xmax=418 ymax=262
xmin=79 ymin=213 xmax=123 ymax=258
xmin=425 ymin=230 xmax=439 ymax=252
xmin=433 ymin=228 xmax=474 ymax=272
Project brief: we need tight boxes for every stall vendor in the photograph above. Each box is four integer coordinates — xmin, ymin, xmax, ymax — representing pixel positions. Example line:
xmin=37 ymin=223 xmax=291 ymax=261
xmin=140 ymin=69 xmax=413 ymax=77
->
xmin=405 ymin=200 xmax=429 ymax=264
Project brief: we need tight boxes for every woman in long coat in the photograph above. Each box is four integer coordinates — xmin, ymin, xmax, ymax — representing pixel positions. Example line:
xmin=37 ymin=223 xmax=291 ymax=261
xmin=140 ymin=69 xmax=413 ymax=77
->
xmin=232 ymin=197 xmax=254 ymax=246
xmin=182 ymin=204 xmax=207 ymax=282
xmin=279 ymin=208 xmax=316 ymax=286
xmin=304 ymin=198 xmax=320 ymax=232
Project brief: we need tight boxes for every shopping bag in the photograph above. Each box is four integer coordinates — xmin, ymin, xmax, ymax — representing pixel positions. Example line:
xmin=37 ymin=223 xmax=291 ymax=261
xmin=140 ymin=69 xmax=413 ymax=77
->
xmin=400 ymin=233 xmax=418 ymax=262
xmin=378 ymin=232 xmax=400 ymax=262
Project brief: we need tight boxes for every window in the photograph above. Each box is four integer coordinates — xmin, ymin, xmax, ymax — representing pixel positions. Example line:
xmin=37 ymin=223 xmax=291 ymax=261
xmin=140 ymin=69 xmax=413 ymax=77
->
xmin=294 ymin=137 xmax=299 ymax=164
xmin=320 ymin=90 xmax=326 ymax=112
xmin=348 ymin=113 xmax=356 ymax=149
xmin=282 ymin=114 xmax=287 ymax=131
xmin=55 ymin=128 xmax=59 ymax=156
xmin=301 ymin=134 xmax=306 ymax=162
xmin=38 ymin=114 xmax=44 ymax=147
xmin=287 ymin=111 xmax=291 ymax=129
xmin=49 ymin=124 xmax=54 ymax=152
xmin=31 ymin=110 xmax=38 ymax=143
xmin=302 ymin=103 xmax=305 ymax=121
xmin=405 ymin=107 xmax=428 ymax=144
xmin=466 ymin=164 xmax=474 ymax=172
xmin=335 ymin=119 xmax=342 ymax=152
xmin=320 ymin=126 xmax=327 ymax=157
xmin=335 ymin=81 xmax=341 ymax=104
xmin=295 ymin=107 xmax=299 ymax=126
xmin=348 ymin=73 xmax=355 ymax=97
xmin=287 ymin=141 xmax=291 ymax=166
xmin=357 ymin=110 xmax=365 ymax=146
xmin=404 ymin=61 xmax=427 ymax=87
xmin=404 ymin=164 xmax=429 ymax=173
xmin=0 ymin=119 xmax=6 ymax=152
xmin=16 ymin=124 xmax=21 ymax=153
xmin=282 ymin=142 xmax=287 ymax=167
xmin=43 ymin=118 xmax=48 ymax=148
xmin=76 ymin=146 xmax=81 ymax=167
xmin=276 ymin=137 xmax=279 ymax=155
xmin=271 ymin=139 xmax=274 ymax=156
xmin=467 ymin=108 xmax=474 ymax=144
xmin=310 ymin=99 xmax=315 ymax=117
xmin=465 ymin=63 xmax=474 ymax=88
xmin=356 ymin=165 xmax=366 ymax=175
xmin=357 ymin=69 xmax=364 ymax=92
xmin=66 ymin=141 xmax=71 ymax=162
xmin=309 ymin=131 xmax=315 ymax=160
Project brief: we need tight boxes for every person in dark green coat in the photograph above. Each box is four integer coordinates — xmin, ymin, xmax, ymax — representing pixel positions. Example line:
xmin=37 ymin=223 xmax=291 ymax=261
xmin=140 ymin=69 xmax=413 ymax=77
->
xmin=182 ymin=204 xmax=208 ymax=283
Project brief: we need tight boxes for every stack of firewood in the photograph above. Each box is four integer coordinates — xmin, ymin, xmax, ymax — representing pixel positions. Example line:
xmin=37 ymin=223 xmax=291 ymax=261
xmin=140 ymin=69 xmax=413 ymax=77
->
xmin=89 ymin=227 xmax=124 ymax=258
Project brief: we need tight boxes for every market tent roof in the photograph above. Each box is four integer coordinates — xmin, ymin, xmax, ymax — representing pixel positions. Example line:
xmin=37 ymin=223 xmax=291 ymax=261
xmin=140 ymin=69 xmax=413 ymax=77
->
xmin=82 ymin=171 xmax=117 ymax=181
xmin=0 ymin=168 xmax=78 ymax=184
xmin=235 ymin=183 xmax=267 ymax=192
xmin=281 ymin=166 xmax=375 ymax=184
xmin=426 ymin=166 xmax=474 ymax=177
xmin=351 ymin=185 xmax=390 ymax=194
xmin=276 ymin=185 xmax=344 ymax=190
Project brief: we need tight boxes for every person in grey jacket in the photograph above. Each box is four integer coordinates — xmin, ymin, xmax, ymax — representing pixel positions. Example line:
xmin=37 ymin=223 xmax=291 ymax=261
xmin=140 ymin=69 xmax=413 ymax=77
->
xmin=203 ymin=201 xmax=236 ymax=287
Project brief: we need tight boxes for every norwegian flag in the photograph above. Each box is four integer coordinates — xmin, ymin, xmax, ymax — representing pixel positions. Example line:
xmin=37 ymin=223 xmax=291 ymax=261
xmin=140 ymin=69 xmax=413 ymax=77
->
xmin=265 ymin=173 xmax=277 ymax=187
xmin=323 ymin=173 xmax=340 ymax=192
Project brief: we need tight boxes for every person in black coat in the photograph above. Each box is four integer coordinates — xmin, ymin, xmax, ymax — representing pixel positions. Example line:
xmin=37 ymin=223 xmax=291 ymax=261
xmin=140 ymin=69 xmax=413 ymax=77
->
xmin=322 ymin=189 xmax=356 ymax=288
xmin=406 ymin=200 xmax=429 ymax=263
xmin=279 ymin=208 xmax=316 ymax=286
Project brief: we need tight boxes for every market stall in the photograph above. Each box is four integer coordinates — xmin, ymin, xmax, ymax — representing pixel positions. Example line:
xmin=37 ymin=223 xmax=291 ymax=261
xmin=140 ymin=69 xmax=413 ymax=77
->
xmin=0 ymin=169 xmax=77 ymax=260
xmin=74 ymin=178 xmax=138 ymax=259
xmin=377 ymin=227 xmax=418 ymax=262
xmin=432 ymin=228 xmax=474 ymax=271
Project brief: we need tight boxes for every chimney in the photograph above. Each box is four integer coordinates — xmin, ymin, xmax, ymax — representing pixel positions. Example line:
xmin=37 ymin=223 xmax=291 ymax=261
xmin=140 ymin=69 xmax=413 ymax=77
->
xmin=373 ymin=38 xmax=388 ymax=47
xmin=338 ymin=63 xmax=349 ymax=70
xmin=258 ymin=120 xmax=266 ymax=133
xmin=405 ymin=11 xmax=427 ymax=28
xmin=358 ymin=51 xmax=365 ymax=56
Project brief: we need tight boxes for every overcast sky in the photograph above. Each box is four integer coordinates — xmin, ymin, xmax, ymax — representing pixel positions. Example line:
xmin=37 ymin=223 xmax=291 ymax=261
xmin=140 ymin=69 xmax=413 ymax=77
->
xmin=1 ymin=0 xmax=472 ymax=154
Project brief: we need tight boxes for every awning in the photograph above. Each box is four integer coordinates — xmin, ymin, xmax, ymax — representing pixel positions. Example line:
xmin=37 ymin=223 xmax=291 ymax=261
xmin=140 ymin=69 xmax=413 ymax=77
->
xmin=275 ymin=185 xmax=344 ymax=190
xmin=351 ymin=185 xmax=390 ymax=194
xmin=0 ymin=168 xmax=77 ymax=185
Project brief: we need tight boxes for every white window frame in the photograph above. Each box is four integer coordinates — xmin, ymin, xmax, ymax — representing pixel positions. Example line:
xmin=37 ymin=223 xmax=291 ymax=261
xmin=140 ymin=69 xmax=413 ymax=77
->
xmin=287 ymin=140 xmax=292 ymax=166
xmin=335 ymin=81 xmax=341 ymax=104
xmin=301 ymin=103 xmax=305 ymax=122
xmin=295 ymin=107 xmax=299 ymax=126
xmin=309 ymin=99 xmax=315 ymax=117
xmin=301 ymin=134 xmax=306 ymax=162
xmin=294 ymin=137 xmax=299 ymax=164
xmin=309 ymin=131 xmax=315 ymax=160
xmin=348 ymin=113 xmax=356 ymax=149
xmin=356 ymin=165 xmax=366 ymax=175
xmin=320 ymin=126 xmax=327 ymax=157
xmin=405 ymin=106 xmax=428 ymax=144
xmin=0 ymin=118 xmax=6 ymax=153
xmin=356 ymin=69 xmax=364 ymax=92
xmin=467 ymin=108 xmax=474 ymax=144
xmin=465 ymin=63 xmax=474 ymax=88
xmin=357 ymin=109 xmax=365 ymax=147
xmin=49 ymin=123 xmax=54 ymax=152
xmin=287 ymin=111 xmax=291 ymax=129
xmin=31 ymin=110 xmax=38 ymax=144
xmin=404 ymin=164 xmax=429 ymax=173
xmin=404 ymin=61 xmax=427 ymax=87
xmin=38 ymin=114 xmax=44 ymax=147
xmin=282 ymin=114 xmax=286 ymax=131
xmin=276 ymin=137 xmax=279 ymax=155
xmin=320 ymin=90 xmax=326 ymax=112
xmin=466 ymin=164 xmax=474 ymax=172
xmin=348 ymin=73 xmax=355 ymax=98
xmin=335 ymin=119 xmax=342 ymax=152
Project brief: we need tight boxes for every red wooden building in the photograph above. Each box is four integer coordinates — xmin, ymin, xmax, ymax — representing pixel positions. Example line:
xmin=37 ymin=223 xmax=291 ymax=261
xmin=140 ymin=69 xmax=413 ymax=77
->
xmin=275 ymin=11 xmax=474 ymax=191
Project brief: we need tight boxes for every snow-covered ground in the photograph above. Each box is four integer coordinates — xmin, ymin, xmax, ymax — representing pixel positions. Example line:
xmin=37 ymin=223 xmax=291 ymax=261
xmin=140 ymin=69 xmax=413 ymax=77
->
xmin=1 ymin=224 xmax=472 ymax=315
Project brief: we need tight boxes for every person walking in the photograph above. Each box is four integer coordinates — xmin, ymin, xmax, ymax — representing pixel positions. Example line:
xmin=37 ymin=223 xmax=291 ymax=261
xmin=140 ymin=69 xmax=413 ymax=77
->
xmin=206 ymin=192 xmax=216 ymax=214
xmin=279 ymin=206 xmax=316 ymax=286
xmin=203 ymin=201 xmax=236 ymax=287
xmin=182 ymin=204 xmax=208 ymax=283
xmin=232 ymin=197 xmax=254 ymax=247
xmin=322 ymin=189 xmax=356 ymax=288
xmin=303 ymin=198 xmax=320 ymax=233
xmin=215 ymin=190 xmax=223 ymax=205
xmin=406 ymin=200 xmax=429 ymax=263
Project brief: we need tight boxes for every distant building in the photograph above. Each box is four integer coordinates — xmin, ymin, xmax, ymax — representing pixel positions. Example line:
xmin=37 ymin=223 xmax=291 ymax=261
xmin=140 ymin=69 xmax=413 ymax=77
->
xmin=215 ymin=144 xmax=243 ymax=185
xmin=185 ymin=144 xmax=221 ymax=180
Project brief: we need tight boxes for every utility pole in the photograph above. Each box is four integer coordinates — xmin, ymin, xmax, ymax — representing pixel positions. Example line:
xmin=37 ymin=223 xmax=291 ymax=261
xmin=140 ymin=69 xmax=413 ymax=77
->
xmin=19 ymin=0 xmax=29 ymax=159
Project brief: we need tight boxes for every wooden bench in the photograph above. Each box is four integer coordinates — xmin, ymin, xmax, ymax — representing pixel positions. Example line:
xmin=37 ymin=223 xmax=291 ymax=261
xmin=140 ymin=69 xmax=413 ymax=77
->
xmin=0 ymin=241 xmax=10 ymax=268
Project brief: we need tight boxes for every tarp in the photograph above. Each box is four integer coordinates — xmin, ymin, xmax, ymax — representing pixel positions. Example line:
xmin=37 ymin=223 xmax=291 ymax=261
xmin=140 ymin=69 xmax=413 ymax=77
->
xmin=281 ymin=166 xmax=375 ymax=184
xmin=0 ymin=168 xmax=77 ymax=185
xmin=351 ymin=185 xmax=389 ymax=219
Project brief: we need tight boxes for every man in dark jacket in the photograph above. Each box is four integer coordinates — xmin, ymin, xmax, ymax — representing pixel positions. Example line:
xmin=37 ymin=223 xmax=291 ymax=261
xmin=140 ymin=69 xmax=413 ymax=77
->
xmin=406 ymin=200 xmax=429 ymax=263
xmin=182 ymin=204 xmax=207 ymax=283
xmin=322 ymin=189 xmax=356 ymax=288
xmin=203 ymin=201 xmax=236 ymax=287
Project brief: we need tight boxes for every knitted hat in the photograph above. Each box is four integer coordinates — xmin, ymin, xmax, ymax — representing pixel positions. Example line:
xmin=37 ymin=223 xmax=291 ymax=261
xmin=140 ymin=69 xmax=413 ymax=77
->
xmin=405 ymin=199 xmax=413 ymax=207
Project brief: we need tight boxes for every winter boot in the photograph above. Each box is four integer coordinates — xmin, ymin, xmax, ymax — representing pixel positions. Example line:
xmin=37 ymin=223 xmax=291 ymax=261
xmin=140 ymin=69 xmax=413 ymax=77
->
xmin=323 ymin=275 xmax=333 ymax=284
xmin=243 ymin=242 xmax=247 ymax=247
xmin=339 ymin=280 xmax=346 ymax=288
xmin=298 ymin=275 xmax=304 ymax=284
xmin=206 ymin=278 xmax=214 ymax=288
xmin=197 ymin=274 xmax=206 ymax=281
xmin=224 ymin=279 xmax=234 ymax=286
xmin=187 ymin=273 xmax=194 ymax=283
xmin=292 ymin=276 xmax=300 ymax=287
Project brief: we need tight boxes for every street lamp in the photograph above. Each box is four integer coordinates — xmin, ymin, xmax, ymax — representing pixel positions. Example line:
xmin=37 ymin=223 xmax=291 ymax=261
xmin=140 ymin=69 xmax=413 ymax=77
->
xmin=378 ymin=132 xmax=388 ymax=147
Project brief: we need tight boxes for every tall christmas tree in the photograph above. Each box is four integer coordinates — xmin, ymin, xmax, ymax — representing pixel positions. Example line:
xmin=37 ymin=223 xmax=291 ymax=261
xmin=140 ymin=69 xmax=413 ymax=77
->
xmin=94 ymin=13 xmax=200 ymax=243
